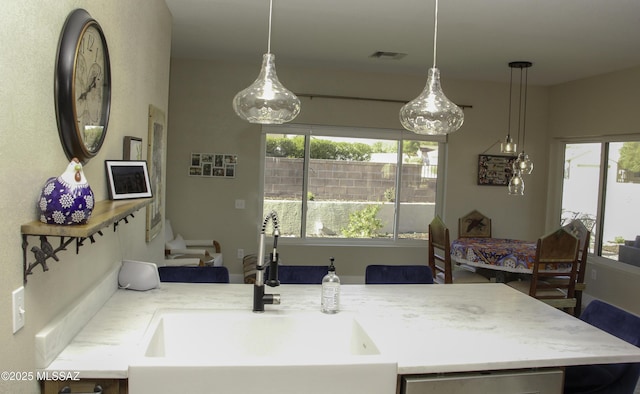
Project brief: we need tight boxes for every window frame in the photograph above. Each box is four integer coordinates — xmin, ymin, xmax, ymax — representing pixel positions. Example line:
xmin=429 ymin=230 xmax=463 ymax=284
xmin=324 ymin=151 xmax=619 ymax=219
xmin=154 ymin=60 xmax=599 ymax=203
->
xmin=557 ymin=133 xmax=640 ymax=260
xmin=260 ymin=123 xmax=447 ymax=246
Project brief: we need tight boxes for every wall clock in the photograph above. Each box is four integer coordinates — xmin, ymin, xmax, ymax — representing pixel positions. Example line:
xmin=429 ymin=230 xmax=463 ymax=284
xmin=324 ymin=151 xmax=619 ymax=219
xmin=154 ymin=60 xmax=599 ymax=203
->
xmin=55 ymin=8 xmax=111 ymax=164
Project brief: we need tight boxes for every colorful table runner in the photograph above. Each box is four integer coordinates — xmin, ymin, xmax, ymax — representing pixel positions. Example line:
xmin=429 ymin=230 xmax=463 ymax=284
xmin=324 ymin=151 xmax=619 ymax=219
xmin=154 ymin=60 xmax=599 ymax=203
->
xmin=451 ymin=237 xmax=538 ymax=273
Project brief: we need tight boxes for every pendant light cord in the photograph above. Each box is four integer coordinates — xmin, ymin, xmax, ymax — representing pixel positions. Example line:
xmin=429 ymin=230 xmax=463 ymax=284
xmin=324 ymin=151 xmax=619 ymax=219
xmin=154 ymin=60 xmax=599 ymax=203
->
xmin=432 ymin=0 xmax=439 ymax=68
xmin=521 ymin=66 xmax=528 ymax=151
xmin=507 ymin=67 xmax=513 ymax=140
xmin=267 ymin=0 xmax=273 ymax=53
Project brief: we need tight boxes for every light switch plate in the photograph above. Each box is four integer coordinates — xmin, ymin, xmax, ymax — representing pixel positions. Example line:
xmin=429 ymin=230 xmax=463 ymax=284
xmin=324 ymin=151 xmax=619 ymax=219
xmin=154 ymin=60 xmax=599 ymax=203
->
xmin=12 ymin=286 xmax=25 ymax=333
xmin=235 ymin=199 xmax=245 ymax=209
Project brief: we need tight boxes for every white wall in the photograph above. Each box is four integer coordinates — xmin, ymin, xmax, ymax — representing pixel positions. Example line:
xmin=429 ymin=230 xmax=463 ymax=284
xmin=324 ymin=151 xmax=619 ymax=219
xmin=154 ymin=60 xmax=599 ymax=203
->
xmin=0 ymin=1 xmax=171 ymax=392
xmin=166 ymin=59 xmax=550 ymax=279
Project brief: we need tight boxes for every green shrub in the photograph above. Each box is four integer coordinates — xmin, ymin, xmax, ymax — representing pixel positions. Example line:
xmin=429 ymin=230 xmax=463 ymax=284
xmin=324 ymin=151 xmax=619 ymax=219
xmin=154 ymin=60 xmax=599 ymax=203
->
xmin=266 ymin=136 xmax=372 ymax=161
xmin=341 ymin=205 xmax=383 ymax=238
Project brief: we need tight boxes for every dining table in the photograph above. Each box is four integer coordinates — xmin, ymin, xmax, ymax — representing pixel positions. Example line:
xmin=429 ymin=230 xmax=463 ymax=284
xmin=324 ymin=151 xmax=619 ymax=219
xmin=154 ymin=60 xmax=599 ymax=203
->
xmin=450 ymin=237 xmax=570 ymax=282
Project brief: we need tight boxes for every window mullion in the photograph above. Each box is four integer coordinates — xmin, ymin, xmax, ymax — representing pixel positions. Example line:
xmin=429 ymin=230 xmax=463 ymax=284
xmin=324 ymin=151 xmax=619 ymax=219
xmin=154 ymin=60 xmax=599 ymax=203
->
xmin=392 ymin=140 xmax=403 ymax=240
xmin=593 ymin=142 xmax=609 ymax=256
xmin=300 ymin=132 xmax=311 ymax=239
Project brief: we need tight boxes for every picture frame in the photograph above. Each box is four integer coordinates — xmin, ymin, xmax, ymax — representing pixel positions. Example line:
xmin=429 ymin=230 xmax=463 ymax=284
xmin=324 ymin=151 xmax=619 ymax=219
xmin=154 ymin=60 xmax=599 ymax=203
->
xmin=477 ymin=154 xmax=517 ymax=186
xmin=105 ymin=160 xmax=152 ymax=200
xmin=458 ymin=209 xmax=492 ymax=238
xmin=189 ymin=152 xmax=237 ymax=178
xmin=146 ymin=105 xmax=165 ymax=241
xmin=123 ymin=136 xmax=143 ymax=160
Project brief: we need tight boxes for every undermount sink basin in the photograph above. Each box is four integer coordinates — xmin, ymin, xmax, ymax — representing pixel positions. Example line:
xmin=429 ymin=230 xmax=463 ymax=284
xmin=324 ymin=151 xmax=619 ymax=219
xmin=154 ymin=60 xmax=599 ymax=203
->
xmin=129 ymin=309 xmax=397 ymax=394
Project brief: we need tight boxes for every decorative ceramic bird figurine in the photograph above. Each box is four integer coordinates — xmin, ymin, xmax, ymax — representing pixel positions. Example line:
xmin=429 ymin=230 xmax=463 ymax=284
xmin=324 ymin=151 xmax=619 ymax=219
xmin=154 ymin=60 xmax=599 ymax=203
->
xmin=38 ymin=158 xmax=94 ymax=225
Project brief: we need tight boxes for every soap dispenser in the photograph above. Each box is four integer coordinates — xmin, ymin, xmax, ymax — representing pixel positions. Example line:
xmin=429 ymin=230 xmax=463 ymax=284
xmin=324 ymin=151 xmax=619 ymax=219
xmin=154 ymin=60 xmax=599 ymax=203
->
xmin=321 ymin=257 xmax=340 ymax=314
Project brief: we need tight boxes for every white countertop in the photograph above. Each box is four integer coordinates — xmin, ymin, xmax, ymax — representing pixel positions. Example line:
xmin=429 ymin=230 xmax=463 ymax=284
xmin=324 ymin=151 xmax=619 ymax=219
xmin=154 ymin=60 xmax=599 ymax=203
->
xmin=41 ymin=280 xmax=640 ymax=379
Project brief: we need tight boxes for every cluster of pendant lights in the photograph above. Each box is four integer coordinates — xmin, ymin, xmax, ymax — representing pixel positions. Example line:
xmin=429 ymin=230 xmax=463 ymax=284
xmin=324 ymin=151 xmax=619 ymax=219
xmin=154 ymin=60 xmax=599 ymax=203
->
xmin=501 ymin=61 xmax=534 ymax=196
xmin=233 ymin=0 xmax=465 ymax=136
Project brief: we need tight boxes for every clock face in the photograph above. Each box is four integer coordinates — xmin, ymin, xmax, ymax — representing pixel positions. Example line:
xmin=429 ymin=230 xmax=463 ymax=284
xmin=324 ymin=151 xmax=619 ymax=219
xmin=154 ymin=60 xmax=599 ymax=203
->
xmin=55 ymin=9 xmax=111 ymax=164
xmin=74 ymin=24 xmax=108 ymax=153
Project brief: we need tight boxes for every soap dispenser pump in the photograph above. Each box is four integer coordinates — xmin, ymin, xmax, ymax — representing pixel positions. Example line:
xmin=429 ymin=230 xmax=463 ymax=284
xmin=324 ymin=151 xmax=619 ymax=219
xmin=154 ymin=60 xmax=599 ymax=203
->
xmin=321 ymin=257 xmax=340 ymax=314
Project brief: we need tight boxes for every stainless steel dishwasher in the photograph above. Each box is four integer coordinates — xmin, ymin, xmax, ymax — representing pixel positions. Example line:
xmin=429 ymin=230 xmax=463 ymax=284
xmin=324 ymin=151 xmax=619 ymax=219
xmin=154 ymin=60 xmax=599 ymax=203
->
xmin=401 ymin=368 xmax=563 ymax=394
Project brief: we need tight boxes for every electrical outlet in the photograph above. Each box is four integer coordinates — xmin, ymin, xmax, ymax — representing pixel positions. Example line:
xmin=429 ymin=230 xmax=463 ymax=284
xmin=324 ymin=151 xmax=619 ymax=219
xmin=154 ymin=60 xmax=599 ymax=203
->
xmin=235 ymin=199 xmax=245 ymax=209
xmin=237 ymin=249 xmax=244 ymax=259
xmin=591 ymin=268 xmax=597 ymax=281
xmin=12 ymin=286 xmax=25 ymax=333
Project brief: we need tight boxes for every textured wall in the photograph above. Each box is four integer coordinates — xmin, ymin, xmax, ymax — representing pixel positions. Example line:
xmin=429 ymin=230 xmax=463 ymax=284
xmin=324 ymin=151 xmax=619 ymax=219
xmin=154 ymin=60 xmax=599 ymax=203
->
xmin=0 ymin=1 xmax=171 ymax=392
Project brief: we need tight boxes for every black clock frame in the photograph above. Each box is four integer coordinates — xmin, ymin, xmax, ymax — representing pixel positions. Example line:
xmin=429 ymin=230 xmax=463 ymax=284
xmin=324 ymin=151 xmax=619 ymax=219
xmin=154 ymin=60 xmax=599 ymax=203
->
xmin=54 ymin=8 xmax=111 ymax=164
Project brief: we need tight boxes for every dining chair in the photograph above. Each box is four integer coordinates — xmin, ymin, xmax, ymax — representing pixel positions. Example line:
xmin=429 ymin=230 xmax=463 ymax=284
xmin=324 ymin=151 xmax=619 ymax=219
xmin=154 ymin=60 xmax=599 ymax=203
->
xmin=548 ymin=220 xmax=591 ymax=316
xmin=507 ymin=227 xmax=580 ymax=314
xmin=429 ymin=216 xmax=491 ymax=284
xmin=265 ymin=265 xmax=329 ymax=284
xmin=365 ymin=265 xmax=434 ymax=284
xmin=458 ymin=209 xmax=492 ymax=238
xmin=157 ymin=266 xmax=230 ymax=283
xmin=564 ymin=300 xmax=640 ymax=394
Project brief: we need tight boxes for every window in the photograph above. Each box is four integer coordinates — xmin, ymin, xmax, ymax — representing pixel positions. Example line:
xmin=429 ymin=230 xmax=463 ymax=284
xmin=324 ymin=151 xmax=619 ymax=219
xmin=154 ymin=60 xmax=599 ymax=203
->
xmin=261 ymin=124 xmax=445 ymax=243
xmin=561 ymin=139 xmax=640 ymax=261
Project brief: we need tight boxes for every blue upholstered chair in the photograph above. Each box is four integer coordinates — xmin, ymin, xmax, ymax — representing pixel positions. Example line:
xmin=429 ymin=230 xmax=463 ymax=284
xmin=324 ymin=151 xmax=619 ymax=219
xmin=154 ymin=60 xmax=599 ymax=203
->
xmin=365 ymin=265 xmax=434 ymax=284
xmin=564 ymin=300 xmax=640 ymax=394
xmin=158 ymin=266 xmax=230 ymax=283
xmin=265 ymin=265 xmax=329 ymax=284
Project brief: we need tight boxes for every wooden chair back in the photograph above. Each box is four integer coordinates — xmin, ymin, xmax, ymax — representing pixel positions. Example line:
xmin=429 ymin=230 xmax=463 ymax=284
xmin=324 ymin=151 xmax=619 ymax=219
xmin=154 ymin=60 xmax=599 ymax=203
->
xmin=458 ymin=209 xmax=492 ymax=238
xmin=529 ymin=228 xmax=580 ymax=313
xmin=428 ymin=215 xmax=453 ymax=283
xmin=561 ymin=220 xmax=591 ymax=315
xmin=562 ymin=220 xmax=590 ymax=287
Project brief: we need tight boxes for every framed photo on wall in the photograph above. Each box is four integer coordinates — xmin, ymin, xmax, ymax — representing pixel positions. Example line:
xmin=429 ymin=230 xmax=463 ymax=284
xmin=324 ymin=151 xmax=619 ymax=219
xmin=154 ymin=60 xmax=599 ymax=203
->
xmin=477 ymin=154 xmax=517 ymax=186
xmin=123 ymin=136 xmax=142 ymax=160
xmin=189 ymin=152 xmax=237 ymax=178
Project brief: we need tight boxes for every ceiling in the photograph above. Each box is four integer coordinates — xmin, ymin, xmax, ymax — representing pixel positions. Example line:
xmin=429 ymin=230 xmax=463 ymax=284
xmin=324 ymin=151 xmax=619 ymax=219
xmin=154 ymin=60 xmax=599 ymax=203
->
xmin=165 ymin=0 xmax=640 ymax=86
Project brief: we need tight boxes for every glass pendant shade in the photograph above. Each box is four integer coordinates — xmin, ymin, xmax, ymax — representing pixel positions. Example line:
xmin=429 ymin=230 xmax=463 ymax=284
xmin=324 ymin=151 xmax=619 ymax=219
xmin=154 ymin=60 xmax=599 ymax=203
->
xmin=233 ymin=53 xmax=300 ymax=124
xmin=399 ymin=68 xmax=464 ymax=135
xmin=514 ymin=151 xmax=534 ymax=175
xmin=508 ymin=170 xmax=525 ymax=196
xmin=500 ymin=136 xmax=517 ymax=154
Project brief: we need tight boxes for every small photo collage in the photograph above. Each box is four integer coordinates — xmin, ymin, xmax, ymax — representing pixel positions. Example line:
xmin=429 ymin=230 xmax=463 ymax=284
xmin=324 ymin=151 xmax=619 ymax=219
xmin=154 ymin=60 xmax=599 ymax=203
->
xmin=189 ymin=153 xmax=237 ymax=178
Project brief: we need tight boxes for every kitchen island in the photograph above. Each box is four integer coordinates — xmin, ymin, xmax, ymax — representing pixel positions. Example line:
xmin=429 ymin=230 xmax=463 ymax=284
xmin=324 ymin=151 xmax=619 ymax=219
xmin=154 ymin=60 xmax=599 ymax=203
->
xmin=37 ymin=266 xmax=640 ymax=393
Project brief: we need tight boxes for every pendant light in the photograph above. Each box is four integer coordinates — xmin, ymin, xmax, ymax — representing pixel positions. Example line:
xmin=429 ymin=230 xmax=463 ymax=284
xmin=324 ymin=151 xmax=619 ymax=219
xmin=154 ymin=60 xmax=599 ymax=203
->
xmin=399 ymin=0 xmax=464 ymax=135
xmin=511 ymin=61 xmax=534 ymax=175
xmin=507 ymin=61 xmax=533 ymax=196
xmin=233 ymin=0 xmax=300 ymax=124
xmin=500 ymin=66 xmax=517 ymax=153
xmin=508 ymin=169 xmax=525 ymax=195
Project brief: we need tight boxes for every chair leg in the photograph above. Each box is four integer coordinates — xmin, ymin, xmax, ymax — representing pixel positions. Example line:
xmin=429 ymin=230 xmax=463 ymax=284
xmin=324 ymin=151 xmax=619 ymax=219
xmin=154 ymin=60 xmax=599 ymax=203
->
xmin=574 ymin=291 xmax=583 ymax=317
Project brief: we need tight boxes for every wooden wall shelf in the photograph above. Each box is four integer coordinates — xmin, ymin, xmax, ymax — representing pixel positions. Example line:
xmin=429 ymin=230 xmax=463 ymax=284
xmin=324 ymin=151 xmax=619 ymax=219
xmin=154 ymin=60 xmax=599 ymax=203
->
xmin=21 ymin=198 xmax=152 ymax=283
